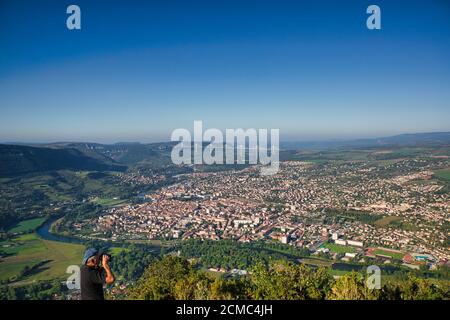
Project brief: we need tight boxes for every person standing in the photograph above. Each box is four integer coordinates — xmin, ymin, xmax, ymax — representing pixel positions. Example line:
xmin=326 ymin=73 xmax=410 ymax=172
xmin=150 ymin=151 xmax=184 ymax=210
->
xmin=80 ymin=248 xmax=115 ymax=300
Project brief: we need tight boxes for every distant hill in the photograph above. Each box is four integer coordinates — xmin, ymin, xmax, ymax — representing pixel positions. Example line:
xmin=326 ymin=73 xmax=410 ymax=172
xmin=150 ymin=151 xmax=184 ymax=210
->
xmin=281 ymin=132 xmax=450 ymax=150
xmin=0 ymin=144 xmax=126 ymax=177
xmin=374 ymin=132 xmax=450 ymax=146
xmin=2 ymin=132 xmax=448 ymax=176
xmin=38 ymin=142 xmax=176 ymax=167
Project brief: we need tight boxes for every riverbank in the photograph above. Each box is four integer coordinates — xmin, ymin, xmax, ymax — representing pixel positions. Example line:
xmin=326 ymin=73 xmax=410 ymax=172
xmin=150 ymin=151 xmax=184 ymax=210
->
xmin=36 ymin=216 xmax=85 ymax=244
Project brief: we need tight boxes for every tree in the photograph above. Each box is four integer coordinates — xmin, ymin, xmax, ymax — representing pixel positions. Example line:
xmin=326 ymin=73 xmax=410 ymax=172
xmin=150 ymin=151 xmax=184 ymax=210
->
xmin=210 ymin=277 xmax=249 ymax=300
xmin=130 ymin=256 xmax=193 ymax=299
xmin=399 ymin=275 xmax=447 ymax=300
xmin=327 ymin=272 xmax=380 ymax=300
xmin=174 ymin=272 xmax=212 ymax=300
xmin=249 ymin=260 xmax=332 ymax=300
xmin=128 ymin=256 xmax=448 ymax=301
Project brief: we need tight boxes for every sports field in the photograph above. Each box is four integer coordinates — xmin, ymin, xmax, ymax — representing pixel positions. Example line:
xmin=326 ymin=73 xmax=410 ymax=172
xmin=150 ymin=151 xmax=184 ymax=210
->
xmin=372 ymin=248 xmax=405 ymax=260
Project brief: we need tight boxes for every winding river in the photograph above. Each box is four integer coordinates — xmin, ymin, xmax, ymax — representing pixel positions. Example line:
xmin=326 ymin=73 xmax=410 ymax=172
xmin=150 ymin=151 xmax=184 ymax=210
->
xmin=36 ymin=219 xmax=402 ymax=274
xmin=36 ymin=217 xmax=84 ymax=244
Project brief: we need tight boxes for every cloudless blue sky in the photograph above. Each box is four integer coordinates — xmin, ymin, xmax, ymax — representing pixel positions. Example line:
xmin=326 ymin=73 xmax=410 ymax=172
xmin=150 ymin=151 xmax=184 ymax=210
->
xmin=0 ymin=0 xmax=449 ymax=143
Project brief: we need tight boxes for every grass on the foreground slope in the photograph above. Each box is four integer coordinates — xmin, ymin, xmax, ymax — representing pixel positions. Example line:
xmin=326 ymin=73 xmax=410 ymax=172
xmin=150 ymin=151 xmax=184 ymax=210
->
xmin=0 ymin=232 xmax=85 ymax=283
xmin=0 ymin=228 xmax=129 ymax=284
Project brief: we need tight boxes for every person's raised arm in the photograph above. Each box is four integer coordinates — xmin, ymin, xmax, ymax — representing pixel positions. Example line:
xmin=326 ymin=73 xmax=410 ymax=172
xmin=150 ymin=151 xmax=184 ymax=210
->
xmin=102 ymin=255 xmax=115 ymax=285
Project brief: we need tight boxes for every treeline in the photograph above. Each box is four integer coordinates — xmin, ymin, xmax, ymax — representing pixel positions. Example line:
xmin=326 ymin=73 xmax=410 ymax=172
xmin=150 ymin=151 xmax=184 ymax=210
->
xmin=0 ymin=210 xmax=17 ymax=232
xmin=177 ymin=239 xmax=310 ymax=270
xmin=0 ymin=280 xmax=67 ymax=300
xmin=55 ymin=203 xmax=103 ymax=233
xmin=111 ymin=245 xmax=157 ymax=281
xmin=130 ymin=256 xmax=449 ymax=300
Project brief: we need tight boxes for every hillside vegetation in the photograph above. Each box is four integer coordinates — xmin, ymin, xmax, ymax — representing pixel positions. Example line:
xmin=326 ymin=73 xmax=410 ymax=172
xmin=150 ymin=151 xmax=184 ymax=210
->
xmin=0 ymin=144 xmax=126 ymax=177
xmin=130 ymin=256 xmax=449 ymax=300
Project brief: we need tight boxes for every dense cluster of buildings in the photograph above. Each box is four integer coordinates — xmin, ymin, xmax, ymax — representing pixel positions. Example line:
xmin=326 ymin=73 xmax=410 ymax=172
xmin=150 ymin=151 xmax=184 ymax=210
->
xmin=87 ymin=157 xmax=449 ymax=266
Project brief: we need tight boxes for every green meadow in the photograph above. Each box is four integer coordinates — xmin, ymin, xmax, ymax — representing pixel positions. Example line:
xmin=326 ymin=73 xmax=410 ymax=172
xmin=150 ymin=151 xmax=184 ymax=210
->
xmin=7 ymin=217 xmax=47 ymax=234
xmin=0 ymin=217 xmax=132 ymax=284
xmin=0 ymin=232 xmax=85 ymax=283
xmin=374 ymin=216 xmax=401 ymax=227
xmin=434 ymin=169 xmax=450 ymax=182
xmin=298 ymin=257 xmax=333 ymax=267
xmin=1 ymin=217 xmax=85 ymax=283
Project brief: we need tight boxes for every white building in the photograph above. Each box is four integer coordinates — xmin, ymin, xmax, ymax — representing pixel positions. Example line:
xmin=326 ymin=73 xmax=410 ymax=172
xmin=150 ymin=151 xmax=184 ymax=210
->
xmin=335 ymin=239 xmax=347 ymax=246
xmin=347 ymin=240 xmax=364 ymax=247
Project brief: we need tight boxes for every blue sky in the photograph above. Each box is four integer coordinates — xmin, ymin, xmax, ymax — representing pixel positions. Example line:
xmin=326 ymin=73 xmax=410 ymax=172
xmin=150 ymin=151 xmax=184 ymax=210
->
xmin=0 ymin=0 xmax=449 ymax=143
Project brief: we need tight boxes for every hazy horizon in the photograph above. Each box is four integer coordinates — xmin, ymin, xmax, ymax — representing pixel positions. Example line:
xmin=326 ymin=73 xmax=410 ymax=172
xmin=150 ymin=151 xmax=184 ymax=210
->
xmin=1 ymin=0 xmax=450 ymax=142
xmin=1 ymin=129 xmax=449 ymax=145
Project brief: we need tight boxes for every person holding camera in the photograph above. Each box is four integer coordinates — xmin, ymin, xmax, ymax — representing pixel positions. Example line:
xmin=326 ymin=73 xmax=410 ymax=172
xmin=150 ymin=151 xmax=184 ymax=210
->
xmin=80 ymin=248 xmax=115 ymax=300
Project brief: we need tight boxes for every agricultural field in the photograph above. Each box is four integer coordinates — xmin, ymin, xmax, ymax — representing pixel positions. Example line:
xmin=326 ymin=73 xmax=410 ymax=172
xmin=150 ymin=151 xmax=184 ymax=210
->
xmin=1 ymin=217 xmax=85 ymax=284
xmin=434 ymin=169 xmax=450 ymax=182
xmin=0 ymin=170 xmax=138 ymax=224
xmin=289 ymin=150 xmax=371 ymax=162
xmin=7 ymin=217 xmax=47 ymax=234
xmin=0 ymin=217 xmax=133 ymax=284
xmin=374 ymin=216 xmax=401 ymax=227
xmin=0 ymin=232 xmax=85 ymax=283
xmin=298 ymin=257 xmax=333 ymax=268
xmin=373 ymin=216 xmax=419 ymax=231
xmin=108 ymin=247 xmax=130 ymax=256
